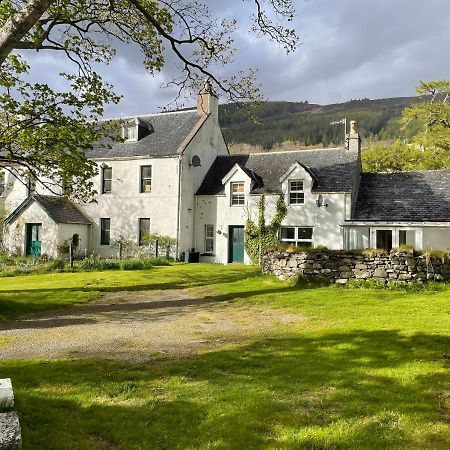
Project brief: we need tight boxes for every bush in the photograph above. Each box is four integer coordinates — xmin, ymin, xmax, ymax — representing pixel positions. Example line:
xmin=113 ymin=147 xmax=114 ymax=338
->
xmin=79 ymin=255 xmax=120 ymax=271
xmin=48 ymin=258 xmax=65 ymax=271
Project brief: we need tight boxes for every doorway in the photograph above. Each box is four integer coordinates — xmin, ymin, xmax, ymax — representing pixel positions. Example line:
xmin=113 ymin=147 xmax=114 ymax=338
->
xmin=26 ymin=223 xmax=42 ymax=256
xmin=376 ymin=229 xmax=392 ymax=251
xmin=228 ymin=226 xmax=244 ymax=263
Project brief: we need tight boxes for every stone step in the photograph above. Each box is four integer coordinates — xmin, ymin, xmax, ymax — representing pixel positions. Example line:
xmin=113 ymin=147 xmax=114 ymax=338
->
xmin=0 ymin=412 xmax=21 ymax=449
xmin=0 ymin=380 xmax=14 ymax=409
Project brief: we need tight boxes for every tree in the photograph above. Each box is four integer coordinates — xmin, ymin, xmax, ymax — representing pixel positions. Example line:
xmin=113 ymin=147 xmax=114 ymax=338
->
xmin=0 ymin=1 xmax=299 ymax=199
xmin=363 ymin=80 xmax=450 ymax=172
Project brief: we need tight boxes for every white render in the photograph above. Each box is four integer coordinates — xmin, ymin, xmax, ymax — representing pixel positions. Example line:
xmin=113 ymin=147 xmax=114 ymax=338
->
xmin=1 ymin=90 xmax=449 ymax=262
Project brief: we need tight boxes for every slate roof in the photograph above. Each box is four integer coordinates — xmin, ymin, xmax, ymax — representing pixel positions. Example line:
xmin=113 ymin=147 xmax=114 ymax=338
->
xmin=87 ymin=110 xmax=201 ymax=159
xmin=4 ymin=195 xmax=92 ymax=225
xmin=353 ymin=171 xmax=450 ymax=222
xmin=197 ymin=148 xmax=359 ymax=195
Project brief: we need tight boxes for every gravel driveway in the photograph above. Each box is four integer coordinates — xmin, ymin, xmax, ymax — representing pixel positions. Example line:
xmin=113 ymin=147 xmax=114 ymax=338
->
xmin=0 ymin=288 xmax=303 ymax=362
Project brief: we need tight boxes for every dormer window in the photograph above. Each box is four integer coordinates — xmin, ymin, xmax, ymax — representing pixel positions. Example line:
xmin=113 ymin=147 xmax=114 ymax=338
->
xmin=122 ymin=117 xmax=150 ymax=142
xmin=231 ymin=182 xmax=245 ymax=206
xmin=124 ymin=125 xmax=137 ymax=141
xmin=289 ymin=180 xmax=304 ymax=205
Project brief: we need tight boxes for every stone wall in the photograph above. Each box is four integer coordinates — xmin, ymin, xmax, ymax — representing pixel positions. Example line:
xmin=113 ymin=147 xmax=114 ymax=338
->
xmin=262 ymin=250 xmax=450 ymax=284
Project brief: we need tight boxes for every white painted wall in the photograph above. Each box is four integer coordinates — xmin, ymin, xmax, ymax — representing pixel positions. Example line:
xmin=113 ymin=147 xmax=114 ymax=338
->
xmin=58 ymin=224 xmax=91 ymax=258
xmin=195 ymin=164 xmax=349 ymax=264
xmin=3 ymin=202 xmax=59 ymax=257
xmin=81 ymin=156 xmax=180 ymax=257
xmin=178 ymin=112 xmax=228 ymax=254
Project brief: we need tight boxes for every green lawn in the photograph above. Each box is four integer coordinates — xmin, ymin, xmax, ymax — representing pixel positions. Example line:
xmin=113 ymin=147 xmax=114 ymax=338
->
xmin=1 ymin=264 xmax=449 ymax=449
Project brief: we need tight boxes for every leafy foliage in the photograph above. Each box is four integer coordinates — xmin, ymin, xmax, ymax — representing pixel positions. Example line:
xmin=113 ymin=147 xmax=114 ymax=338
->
xmin=0 ymin=54 xmax=119 ymax=200
xmin=244 ymin=194 xmax=287 ymax=264
xmin=362 ymin=140 xmax=450 ymax=172
xmin=220 ymin=97 xmax=420 ymax=150
xmin=363 ymin=80 xmax=450 ymax=172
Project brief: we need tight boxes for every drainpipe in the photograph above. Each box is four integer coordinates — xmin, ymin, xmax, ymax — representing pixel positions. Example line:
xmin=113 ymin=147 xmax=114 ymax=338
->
xmin=175 ymin=155 xmax=182 ymax=259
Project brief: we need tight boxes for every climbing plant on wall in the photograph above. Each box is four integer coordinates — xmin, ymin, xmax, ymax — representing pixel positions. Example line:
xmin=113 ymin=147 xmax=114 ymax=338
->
xmin=244 ymin=194 xmax=287 ymax=264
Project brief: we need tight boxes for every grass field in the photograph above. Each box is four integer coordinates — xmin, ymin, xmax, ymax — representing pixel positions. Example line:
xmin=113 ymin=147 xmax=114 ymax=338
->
xmin=1 ymin=264 xmax=449 ymax=449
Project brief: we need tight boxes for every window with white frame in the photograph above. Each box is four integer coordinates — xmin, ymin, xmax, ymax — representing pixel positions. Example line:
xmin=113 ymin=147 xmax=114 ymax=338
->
xmin=280 ymin=226 xmax=313 ymax=247
xmin=231 ymin=182 xmax=245 ymax=205
xmin=204 ymin=224 xmax=214 ymax=253
xmin=101 ymin=166 xmax=112 ymax=194
xmin=124 ymin=125 xmax=137 ymax=141
xmin=288 ymin=180 xmax=304 ymax=205
xmin=140 ymin=165 xmax=152 ymax=193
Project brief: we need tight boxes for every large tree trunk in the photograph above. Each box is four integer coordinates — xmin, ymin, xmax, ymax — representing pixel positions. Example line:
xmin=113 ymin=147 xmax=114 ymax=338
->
xmin=0 ymin=0 xmax=55 ymax=65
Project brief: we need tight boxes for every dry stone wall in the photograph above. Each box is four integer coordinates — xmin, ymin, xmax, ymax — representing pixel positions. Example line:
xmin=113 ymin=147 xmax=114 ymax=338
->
xmin=262 ymin=250 xmax=450 ymax=284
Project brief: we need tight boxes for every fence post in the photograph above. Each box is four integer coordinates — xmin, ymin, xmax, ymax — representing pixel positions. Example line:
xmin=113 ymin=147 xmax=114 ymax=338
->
xmin=155 ymin=240 xmax=159 ymax=258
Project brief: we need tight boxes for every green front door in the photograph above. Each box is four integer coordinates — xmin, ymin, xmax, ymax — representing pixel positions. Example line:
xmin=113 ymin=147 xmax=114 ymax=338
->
xmin=26 ymin=223 xmax=42 ymax=256
xmin=229 ymin=226 xmax=244 ymax=263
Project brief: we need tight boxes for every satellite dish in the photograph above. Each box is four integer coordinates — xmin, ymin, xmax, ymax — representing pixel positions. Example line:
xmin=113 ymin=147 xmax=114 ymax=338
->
xmin=191 ymin=155 xmax=201 ymax=167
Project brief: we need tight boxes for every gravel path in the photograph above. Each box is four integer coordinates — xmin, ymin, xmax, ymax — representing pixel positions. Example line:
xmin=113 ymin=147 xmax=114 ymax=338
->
xmin=0 ymin=288 xmax=304 ymax=362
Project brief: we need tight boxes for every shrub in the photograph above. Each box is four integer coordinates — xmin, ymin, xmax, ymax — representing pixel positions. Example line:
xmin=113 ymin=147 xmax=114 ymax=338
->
xmin=120 ymin=259 xmax=153 ymax=271
xmin=79 ymin=255 xmax=120 ymax=271
xmin=48 ymin=258 xmax=65 ymax=271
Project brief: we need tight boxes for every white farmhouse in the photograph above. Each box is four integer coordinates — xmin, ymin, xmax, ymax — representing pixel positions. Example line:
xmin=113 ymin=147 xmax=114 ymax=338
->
xmin=1 ymin=88 xmax=449 ymax=262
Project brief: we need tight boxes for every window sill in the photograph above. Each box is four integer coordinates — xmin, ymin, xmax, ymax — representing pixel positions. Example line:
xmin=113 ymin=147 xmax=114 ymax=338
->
xmin=201 ymin=253 xmax=215 ymax=257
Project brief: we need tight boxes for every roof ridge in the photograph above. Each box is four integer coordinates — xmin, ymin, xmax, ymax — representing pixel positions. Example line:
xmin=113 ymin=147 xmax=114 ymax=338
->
xmin=101 ymin=109 xmax=196 ymax=122
xmin=248 ymin=147 xmax=345 ymax=156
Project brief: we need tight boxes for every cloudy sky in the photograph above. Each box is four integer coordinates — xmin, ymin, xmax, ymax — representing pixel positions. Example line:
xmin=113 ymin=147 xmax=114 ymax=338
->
xmin=25 ymin=0 xmax=450 ymax=117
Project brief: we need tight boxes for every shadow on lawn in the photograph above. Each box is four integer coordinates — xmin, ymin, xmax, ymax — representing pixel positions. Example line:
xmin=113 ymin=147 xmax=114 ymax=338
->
xmin=0 ymin=265 xmax=262 ymax=321
xmin=0 ymin=282 xmax=303 ymax=330
xmin=2 ymin=330 xmax=449 ymax=449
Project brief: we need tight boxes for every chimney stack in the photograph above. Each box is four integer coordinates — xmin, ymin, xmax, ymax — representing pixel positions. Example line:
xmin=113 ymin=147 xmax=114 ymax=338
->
xmin=197 ymin=78 xmax=218 ymax=121
xmin=346 ymin=120 xmax=361 ymax=154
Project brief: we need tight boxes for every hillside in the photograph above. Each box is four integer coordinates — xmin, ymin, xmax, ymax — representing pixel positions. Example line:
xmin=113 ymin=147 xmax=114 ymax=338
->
xmin=218 ymin=97 xmax=421 ymax=151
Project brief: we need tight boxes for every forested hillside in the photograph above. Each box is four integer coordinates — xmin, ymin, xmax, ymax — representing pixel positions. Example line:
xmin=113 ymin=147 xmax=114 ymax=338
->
xmin=218 ymin=97 xmax=421 ymax=150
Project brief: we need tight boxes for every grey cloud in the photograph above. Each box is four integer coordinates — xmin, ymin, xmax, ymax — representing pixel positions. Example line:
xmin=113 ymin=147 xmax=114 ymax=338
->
xmin=19 ymin=0 xmax=450 ymax=116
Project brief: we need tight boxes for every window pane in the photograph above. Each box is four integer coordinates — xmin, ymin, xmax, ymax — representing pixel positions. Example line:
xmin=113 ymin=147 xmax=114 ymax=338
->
xmin=140 ymin=166 xmax=152 ymax=193
xmin=376 ymin=230 xmax=392 ymax=251
xmin=232 ymin=182 xmax=244 ymax=193
xmin=103 ymin=180 xmax=112 ymax=194
xmin=297 ymin=228 xmax=313 ymax=239
xmin=127 ymin=126 xmax=136 ymax=140
xmin=100 ymin=218 xmax=111 ymax=245
xmin=139 ymin=218 xmax=150 ymax=246
xmin=290 ymin=181 xmax=303 ymax=191
xmin=205 ymin=225 xmax=214 ymax=238
xmin=399 ymin=230 xmax=407 ymax=246
xmin=141 ymin=166 xmax=152 ymax=178
xmin=281 ymin=227 xmax=295 ymax=239
xmin=289 ymin=192 xmax=304 ymax=204
xmin=102 ymin=167 xmax=112 ymax=194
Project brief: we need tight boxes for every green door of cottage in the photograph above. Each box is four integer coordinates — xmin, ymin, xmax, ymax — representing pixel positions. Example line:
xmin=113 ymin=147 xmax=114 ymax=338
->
xmin=229 ymin=226 xmax=244 ymax=263
xmin=26 ymin=223 xmax=42 ymax=256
